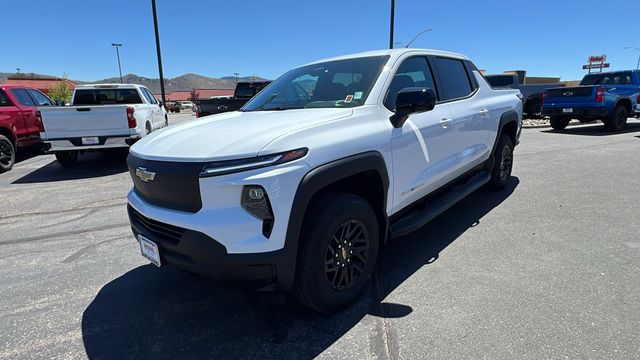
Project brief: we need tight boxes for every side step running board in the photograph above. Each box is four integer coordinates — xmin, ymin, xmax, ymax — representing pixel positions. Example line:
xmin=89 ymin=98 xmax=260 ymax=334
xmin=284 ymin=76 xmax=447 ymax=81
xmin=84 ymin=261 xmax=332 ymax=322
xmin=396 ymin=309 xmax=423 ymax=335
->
xmin=389 ymin=171 xmax=491 ymax=238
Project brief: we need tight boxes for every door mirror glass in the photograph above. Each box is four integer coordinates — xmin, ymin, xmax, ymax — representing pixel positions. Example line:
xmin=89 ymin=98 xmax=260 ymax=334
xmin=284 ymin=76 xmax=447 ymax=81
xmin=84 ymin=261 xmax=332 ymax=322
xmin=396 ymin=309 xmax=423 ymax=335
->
xmin=390 ymin=87 xmax=437 ymax=128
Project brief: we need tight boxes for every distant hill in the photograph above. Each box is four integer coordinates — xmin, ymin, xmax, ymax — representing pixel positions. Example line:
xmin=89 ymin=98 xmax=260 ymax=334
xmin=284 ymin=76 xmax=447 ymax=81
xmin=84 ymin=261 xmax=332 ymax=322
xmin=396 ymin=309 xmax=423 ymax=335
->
xmin=1 ymin=72 xmax=268 ymax=93
xmin=84 ymin=73 xmax=269 ymax=93
xmin=0 ymin=72 xmax=53 ymax=83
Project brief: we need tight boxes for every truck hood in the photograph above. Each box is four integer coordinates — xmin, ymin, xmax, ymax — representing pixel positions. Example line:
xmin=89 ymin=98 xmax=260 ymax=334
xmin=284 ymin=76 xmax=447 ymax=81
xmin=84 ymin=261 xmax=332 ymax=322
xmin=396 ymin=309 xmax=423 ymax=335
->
xmin=130 ymin=108 xmax=353 ymax=162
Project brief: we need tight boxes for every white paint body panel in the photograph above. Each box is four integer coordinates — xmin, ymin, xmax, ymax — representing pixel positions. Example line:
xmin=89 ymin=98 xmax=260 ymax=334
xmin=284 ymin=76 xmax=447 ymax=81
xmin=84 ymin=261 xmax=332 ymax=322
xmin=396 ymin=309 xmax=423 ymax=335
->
xmin=129 ymin=49 xmax=522 ymax=254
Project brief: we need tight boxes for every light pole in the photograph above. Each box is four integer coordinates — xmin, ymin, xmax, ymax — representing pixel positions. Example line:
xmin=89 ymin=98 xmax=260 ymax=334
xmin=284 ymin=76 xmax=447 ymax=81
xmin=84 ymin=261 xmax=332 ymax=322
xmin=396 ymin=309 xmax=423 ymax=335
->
xmin=623 ymin=47 xmax=640 ymax=70
xmin=389 ymin=0 xmax=395 ymax=49
xmin=111 ymin=43 xmax=123 ymax=83
xmin=151 ymin=0 xmax=166 ymax=105
xmin=234 ymin=72 xmax=240 ymax=84
xmin=405 ymin=28 xmax=432 ymax=48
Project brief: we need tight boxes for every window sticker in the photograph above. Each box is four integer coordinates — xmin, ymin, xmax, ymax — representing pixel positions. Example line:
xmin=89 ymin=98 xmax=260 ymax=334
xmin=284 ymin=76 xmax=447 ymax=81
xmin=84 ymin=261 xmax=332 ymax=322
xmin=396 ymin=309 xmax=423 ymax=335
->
xmin=344 ymin=95 xmax=354 ymax=103
xmin=353 ymin=91 xmax=363 ymax=100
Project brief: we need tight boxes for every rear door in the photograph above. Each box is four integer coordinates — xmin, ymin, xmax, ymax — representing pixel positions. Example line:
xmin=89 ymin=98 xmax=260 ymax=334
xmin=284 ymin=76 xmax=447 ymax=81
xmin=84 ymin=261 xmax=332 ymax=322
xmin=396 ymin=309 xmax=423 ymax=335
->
xmin=9 ymin=88 xmax=38 ymax=143
xmin=0 ymin=89 xmax=26 ymax=142
xmin=430 ymin=56 xmax=489 ymax=178
xmin=140 ymin=87 xmax=162 ymax=128
xmin=387 ymin=56 xmax=456 ymax=211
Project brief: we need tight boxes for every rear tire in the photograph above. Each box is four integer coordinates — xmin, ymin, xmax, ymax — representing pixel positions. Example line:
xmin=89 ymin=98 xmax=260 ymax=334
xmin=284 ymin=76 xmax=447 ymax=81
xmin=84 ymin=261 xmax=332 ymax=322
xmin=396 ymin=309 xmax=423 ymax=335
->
xmin=0 ymin=135 xmax=16 ymax=173
xmin=487 ymin=134 xmax=513 ymax=190
xmin=604 ymin=106 xmax=628 ymax=132
xmin=550 ymin=116 xmax=570 ymax=130
xmin=55 ymin=151 xmax=78 ymax=167
xmin=293 ymin=193 xmax=379 ymax=313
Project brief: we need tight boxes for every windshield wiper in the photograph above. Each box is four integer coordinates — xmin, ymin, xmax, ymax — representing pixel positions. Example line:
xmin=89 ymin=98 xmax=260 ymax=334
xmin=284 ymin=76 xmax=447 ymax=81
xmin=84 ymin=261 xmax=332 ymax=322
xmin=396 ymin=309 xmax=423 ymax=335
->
xmin=248 ymin=93 xmax=279 ymax=111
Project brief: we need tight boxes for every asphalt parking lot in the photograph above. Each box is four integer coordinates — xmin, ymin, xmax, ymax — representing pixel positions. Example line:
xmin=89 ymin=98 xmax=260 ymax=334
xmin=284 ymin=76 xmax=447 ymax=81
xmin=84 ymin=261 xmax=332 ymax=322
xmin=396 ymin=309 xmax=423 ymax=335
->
xmin=1 ymin=117 xmax=639 ymax=359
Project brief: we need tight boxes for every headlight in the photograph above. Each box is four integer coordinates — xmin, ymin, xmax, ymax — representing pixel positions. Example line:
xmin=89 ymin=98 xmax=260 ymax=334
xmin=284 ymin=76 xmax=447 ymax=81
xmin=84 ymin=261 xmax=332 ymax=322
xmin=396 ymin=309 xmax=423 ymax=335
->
xmin=199 ymin=148 xmax=308 ymax=177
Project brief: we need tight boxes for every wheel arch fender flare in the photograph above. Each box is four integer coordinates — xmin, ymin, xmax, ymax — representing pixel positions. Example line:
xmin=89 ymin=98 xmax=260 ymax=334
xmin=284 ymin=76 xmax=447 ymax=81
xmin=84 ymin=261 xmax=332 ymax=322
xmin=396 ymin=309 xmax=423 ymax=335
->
xmin=486 ymin=110 xmax=519 ymax=171
xmin=277 ymin=151 xmax=390 ymax=291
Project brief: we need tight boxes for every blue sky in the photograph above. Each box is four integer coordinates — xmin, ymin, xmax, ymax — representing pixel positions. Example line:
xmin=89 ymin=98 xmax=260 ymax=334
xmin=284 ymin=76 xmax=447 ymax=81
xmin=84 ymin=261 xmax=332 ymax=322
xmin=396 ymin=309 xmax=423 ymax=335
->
xmin=3 ymin=0 xmax=639 ymax=81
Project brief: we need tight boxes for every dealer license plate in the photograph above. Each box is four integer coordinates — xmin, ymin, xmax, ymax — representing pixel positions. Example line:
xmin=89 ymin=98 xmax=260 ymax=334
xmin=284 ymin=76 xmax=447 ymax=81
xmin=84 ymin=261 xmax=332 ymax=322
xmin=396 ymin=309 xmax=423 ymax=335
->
xmin=139 ymin=235 xmax=161 ymax=267
xmin=562 ymin=108 xmax=573 ymax=113
xmin=81 ymin=137 xmax=99 ymax=145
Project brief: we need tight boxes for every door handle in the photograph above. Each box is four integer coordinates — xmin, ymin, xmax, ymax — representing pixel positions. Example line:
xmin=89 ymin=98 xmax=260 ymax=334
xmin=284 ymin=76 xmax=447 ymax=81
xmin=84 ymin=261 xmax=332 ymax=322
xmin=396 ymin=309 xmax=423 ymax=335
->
xmin=440 ymin=118 xmax=453 ymax=128
xmin=479 ymin=108 xmax=489 ymax=115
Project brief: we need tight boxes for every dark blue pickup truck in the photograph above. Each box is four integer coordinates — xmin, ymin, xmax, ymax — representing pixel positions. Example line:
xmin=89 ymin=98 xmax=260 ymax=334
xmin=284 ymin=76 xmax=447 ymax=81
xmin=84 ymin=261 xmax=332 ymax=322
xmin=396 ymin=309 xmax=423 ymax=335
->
xmin=542 ymin=70 xmax=640 ymax=131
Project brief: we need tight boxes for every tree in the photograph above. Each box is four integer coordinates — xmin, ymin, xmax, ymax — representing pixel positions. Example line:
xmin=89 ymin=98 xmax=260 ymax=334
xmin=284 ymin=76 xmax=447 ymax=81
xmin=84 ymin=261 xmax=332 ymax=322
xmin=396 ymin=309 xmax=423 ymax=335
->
xmin=48 ymin=74 xmax=73 ymax=104
xmin=189 ymin=89 xmax=200 ymax=102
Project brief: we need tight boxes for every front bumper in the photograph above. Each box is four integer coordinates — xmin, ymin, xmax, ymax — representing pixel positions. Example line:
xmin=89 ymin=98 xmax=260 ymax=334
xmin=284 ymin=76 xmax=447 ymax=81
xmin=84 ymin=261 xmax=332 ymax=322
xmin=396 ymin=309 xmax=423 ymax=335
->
xmin=128 ymin=205 xmax=290 ymax=289
xmin=541 ymin=106 xmax=608 ymax=118
xmin=42 ymin=135 xmax=140 ymax=152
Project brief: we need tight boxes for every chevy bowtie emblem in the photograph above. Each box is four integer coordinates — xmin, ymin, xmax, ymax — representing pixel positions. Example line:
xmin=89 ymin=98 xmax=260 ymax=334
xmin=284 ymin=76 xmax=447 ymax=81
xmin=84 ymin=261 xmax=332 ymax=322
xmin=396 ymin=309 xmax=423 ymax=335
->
xmin=563 ymin=92 xmax=574 ymax=96
xmin=135 ymin=167 xmax=156 ymax=182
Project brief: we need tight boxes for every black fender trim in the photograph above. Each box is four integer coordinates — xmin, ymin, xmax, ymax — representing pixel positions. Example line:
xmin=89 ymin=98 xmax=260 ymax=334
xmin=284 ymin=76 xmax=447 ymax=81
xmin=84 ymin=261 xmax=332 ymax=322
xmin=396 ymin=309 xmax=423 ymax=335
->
xmin=277 ymin=151 xmax=390 ymax=291
xmin=485 ymin=110 xmax=519 ymax=172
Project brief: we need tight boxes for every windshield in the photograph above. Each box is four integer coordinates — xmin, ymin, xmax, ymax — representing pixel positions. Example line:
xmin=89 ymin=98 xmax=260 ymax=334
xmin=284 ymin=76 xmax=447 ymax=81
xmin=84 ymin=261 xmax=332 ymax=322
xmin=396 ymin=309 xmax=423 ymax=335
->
xmin=580 ymin=72 xmax=633 ymax=85
xmin=242 ymin=55 xmax=389 ymax=111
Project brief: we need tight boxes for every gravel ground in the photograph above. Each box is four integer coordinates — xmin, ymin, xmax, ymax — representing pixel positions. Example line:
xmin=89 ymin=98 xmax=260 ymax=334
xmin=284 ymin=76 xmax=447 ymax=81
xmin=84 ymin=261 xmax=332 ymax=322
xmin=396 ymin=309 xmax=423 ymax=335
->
xmin=1 ymin=118 xmax=639 ymax=359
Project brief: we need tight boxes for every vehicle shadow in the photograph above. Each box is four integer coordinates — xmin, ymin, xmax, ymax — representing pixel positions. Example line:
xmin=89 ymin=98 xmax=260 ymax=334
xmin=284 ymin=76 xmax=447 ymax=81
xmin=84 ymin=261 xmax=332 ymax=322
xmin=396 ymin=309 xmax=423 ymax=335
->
xmin=12 ymin=150 xmax=129 ymax=184
xmin=14 ymin=145 xmax=44 ymax=165
xmin=541 ymin=120 xmax=640 ymax=136
xmin=81 ymin=178 xmax=519 ymax=360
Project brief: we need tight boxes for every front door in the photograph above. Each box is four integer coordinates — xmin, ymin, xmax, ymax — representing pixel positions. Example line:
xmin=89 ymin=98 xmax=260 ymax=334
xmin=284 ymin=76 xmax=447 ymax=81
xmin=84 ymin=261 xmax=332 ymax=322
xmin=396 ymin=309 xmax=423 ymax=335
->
xmin=386 ymin=56 xmax=457 ymax=213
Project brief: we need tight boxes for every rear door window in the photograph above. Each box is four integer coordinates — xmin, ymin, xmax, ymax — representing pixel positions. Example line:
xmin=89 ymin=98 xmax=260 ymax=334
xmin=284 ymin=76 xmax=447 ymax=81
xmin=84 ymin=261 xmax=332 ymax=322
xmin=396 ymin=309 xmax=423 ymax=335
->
xmin=73 ymin=89 xmax=143 ymax=105
xmin=27 ymin=89 xmax=53 ymax=106
xmin=140 ymin=88 xmax=157 ymax=104
xmin=10 ymin=89 xmax=36 ymax=107
xmin=431 ymin=57 xmax=474 ymax=101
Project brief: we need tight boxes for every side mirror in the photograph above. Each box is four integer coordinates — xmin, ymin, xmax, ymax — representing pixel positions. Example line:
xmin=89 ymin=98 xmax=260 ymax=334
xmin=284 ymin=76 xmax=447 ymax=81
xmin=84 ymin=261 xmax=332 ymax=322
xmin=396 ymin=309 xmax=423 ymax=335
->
xmin=390 ymin=87 xmax=437 ymax=128
xmin=158 ymin=101 xmax=164 ymax=107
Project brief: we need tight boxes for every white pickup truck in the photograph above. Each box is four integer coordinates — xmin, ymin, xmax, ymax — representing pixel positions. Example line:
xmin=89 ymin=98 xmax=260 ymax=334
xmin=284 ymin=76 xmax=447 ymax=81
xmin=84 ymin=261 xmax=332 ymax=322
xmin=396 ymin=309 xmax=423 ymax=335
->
xmin=39 ymin=84 xmax=167 ymax=166
xmin=126 ymin=49 xmax=522 ymax=312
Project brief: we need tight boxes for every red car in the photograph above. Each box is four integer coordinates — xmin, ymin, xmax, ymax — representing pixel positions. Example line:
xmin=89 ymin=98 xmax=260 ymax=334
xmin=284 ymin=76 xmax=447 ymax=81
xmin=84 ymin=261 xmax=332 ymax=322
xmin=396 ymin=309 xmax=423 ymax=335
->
xmin=0 ymin=85 xmax=53 ymax=172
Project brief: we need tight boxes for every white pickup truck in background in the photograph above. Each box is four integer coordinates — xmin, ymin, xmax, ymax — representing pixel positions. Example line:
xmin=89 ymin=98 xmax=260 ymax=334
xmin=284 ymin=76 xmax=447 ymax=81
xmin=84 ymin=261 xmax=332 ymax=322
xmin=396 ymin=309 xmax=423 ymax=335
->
xmin=39 ymin=84 xmax=167 ymax=166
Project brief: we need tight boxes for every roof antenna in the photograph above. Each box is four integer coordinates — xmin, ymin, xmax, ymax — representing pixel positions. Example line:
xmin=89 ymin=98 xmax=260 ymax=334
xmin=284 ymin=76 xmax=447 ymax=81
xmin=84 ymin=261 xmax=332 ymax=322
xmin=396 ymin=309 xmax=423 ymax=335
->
xmin=405 ymin=28 xmax=432 ymax=48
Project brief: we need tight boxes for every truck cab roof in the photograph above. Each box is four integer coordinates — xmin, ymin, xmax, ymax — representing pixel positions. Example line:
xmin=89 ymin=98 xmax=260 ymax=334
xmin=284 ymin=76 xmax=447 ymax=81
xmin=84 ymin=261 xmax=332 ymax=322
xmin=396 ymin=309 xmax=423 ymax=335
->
xmin=75 ymin=84 xmax=147 ymax=90
xmin=305 ymin=48 xmax=469 ymax=67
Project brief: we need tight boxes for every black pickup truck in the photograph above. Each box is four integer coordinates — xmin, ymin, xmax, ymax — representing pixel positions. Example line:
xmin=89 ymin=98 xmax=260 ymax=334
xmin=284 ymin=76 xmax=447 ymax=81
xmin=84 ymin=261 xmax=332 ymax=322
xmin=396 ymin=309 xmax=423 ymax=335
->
xmin=196 ymin=81 xmax=270 ymax=117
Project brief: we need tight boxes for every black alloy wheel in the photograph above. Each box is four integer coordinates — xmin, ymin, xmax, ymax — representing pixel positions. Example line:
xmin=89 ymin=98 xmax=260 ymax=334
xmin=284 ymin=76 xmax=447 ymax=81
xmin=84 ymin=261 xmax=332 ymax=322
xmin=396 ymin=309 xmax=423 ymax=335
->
xmin=0 ymin=135 xmax=15 ymax=172
xmin=325 ymin=219 xmax=370 ymax=291
xmin=499 ymin=144 xmax=513 ymax=182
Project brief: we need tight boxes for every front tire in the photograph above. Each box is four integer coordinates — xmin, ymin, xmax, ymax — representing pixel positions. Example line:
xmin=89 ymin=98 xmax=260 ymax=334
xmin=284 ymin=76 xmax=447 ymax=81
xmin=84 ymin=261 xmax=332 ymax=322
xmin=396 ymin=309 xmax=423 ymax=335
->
xmin=0 ymin=135 xmax=16 ymax=173
xmin=604 ymin=106 xmax=628 ymax=132
xmin=55 ymin=151 xmax=78 ymax=167
xmin=487 ymin=134 xmax=514 ymax=190
xmin=293 ymin=193 xmax=379 ymax=313
xmin=550 ymin=116 xmax=570 ymax=130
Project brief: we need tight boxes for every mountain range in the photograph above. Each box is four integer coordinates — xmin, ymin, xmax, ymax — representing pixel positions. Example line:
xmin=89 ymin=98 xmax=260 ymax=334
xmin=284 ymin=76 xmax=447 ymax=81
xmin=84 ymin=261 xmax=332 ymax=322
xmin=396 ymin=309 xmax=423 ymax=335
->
xmin=0 ymin=72 xmax=268 ymax=93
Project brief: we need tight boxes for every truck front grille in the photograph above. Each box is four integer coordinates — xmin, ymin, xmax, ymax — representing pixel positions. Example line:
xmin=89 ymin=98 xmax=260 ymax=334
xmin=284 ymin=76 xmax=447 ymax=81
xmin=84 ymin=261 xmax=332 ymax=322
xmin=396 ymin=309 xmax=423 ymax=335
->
xmin=127 ymin=154 xmax=203 ymax=213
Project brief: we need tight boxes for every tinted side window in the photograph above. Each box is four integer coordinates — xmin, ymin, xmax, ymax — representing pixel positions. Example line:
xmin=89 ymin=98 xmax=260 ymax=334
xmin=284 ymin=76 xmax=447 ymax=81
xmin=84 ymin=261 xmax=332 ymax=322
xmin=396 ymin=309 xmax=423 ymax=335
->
xmin=141 ymin=88 xmax=156 ymax=104
xmin=28 ymin=89 xmax=53 ymax=106
xmin=432 ymin=57 xmax=473 ymax=100
xmin=10 ymin=89 xmax=36 ymax=107
xmin=384 ymin=57 xmax=437 ymax=111
xmin=0 ymin=90 xmax=13 ymax=107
